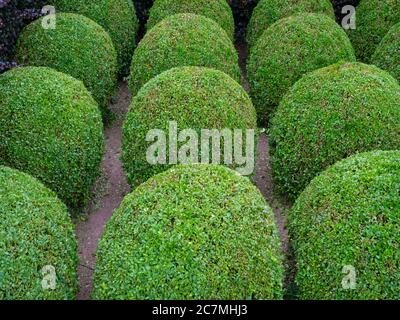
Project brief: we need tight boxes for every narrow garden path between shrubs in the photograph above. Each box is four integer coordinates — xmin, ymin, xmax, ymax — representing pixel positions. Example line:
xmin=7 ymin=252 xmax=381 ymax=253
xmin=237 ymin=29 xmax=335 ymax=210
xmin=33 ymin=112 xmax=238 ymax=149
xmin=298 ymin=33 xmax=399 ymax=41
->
xmin=236 ymin=40 xmax=294 ymax=293
xmin=75 ymin=82 xmax=131 ymax=300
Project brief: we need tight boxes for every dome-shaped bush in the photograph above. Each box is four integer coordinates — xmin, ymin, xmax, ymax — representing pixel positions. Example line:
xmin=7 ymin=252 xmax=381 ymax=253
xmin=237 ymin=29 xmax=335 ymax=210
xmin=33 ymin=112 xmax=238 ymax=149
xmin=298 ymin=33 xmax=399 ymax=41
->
xmin=371 ymin=22 xmax=400 ymax=84
xmin=146 ymin=0 xmax=234 ymax=40
xmin=92 ymin=164 xmax=284 ymax=299
xmin=122 ymin=66 xmax=257 ymax=187
xmin=270 ymin=62 xmax=400 ymax=200
xmin=289 ymin=150 xmax=400 ymax=299
xmin=0 ymin=166 xmax=78 ymax=300
xmin=128 ymin=13 xmax=241 ymax=96
xmin=15 ymin=13 xmax=118 ymax=118
xmin=0 ymin=67 xmax=104 ymax=210
xmin=247 ymin=0 xmax=335 ymax=48
xmin=348 ymin=0 xmax=400 ymax=62
xmin=247 ymin=14 xmax=355 ymax=125
xmin=50 ymin=0 xmax=139 ymax=76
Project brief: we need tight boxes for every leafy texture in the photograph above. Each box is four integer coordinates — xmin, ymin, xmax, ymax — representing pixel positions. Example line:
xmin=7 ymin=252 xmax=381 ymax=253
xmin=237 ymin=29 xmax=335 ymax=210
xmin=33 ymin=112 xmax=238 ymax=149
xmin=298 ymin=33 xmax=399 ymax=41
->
xmin=0 ymin=66 xmax=104 ymax=210
xmin=0 ymin=166 xmax=78 ymax=300
xmin=122 ymin=66 xmax=257 ymax=187
xmin=247 ymin=0 xmax=335 ymax=48
xmin=371 ymin=22 xmax=400 ymax=84
xmin=348 ymin=0 xmax=400 ymax=63
xmin=289 ymin=151 xmax=400 ymax=299
xmin=247 ymin=14 xmax=355 ymax=125
xmin=146 ymin=0 xmax=234 ymax=40
xmin=270 ymin=62 xmax=400 ymax=200
xmin=15 ymin=13 xmax=118 ymax=118
xmin=49 ymin=0 xmax=139 ymax=76
xmin=128 ymin=13 xmax=241 ymax=96
xmin=92 ymin=164 xmax=284 ymax=300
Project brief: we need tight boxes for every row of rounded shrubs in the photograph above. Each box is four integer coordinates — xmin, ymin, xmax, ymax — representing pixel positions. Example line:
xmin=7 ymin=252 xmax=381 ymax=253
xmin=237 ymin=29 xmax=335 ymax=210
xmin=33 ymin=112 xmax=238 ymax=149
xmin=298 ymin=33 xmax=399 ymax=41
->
xmin=0 ymin=0 xmax=262 ymax=299
xmin=95 ymin=0 xmax=400 ymax=299
xmin=1 ymin=0 xmax=399 ymax=299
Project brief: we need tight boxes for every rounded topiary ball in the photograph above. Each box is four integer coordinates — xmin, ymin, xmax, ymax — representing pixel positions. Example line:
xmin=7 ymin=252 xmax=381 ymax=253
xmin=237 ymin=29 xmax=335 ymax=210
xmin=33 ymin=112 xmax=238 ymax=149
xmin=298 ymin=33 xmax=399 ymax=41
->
xmin=247 ymin=0 xmax=335 ymax=48
xmin=128 ymin=13 xmax=241 ymax=96
xmin=289 ymin=150 xmax=400 ymax=299
xmin=247 ymin=14 xmax=356 ymax=125
xmin=371 ymin=22 xmax=400 ymax=84
xmin=92 ymin=164 xmax=284 ymax=300
xmin=15 ymin=13 xmax=118 ymax=118
xmin=122 ymin=66 xmax=257 ymax=187
xmin=270 ymin=62 xmax=400 ymax=200
xmin=0 ymin=166 xmax=78 ymax=300
xmin=50 ymin=0 xmax=139 ymax=76
xmin=0 ymin=66 xmax=104 ymax=210
xmin=348 ymin=0 xmax=400 ymax=62
xmin=146 ymin=0 xmax=234 ymax=40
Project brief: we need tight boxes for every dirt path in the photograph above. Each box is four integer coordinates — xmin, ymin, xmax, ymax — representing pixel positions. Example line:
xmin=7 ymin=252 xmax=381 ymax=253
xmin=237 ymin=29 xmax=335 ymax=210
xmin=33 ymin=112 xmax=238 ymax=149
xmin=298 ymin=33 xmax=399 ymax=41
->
xmin=236 ymin=39 xmax=294 ymax=292
xmin=75 ymin=82 xmax=131 ymax=300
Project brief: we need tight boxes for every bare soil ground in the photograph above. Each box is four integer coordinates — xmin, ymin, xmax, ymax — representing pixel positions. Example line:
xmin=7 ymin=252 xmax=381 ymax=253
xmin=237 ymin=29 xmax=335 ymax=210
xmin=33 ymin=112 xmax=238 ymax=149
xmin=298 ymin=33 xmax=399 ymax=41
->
xmin=74 ymin=82 xmax=131 ymax=300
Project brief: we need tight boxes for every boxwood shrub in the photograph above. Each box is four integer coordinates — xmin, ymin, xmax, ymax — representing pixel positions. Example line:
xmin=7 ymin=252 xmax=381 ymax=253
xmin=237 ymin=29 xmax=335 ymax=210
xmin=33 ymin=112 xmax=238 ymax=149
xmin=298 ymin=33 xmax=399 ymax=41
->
xmin=15 ymin=13 xmax=118 ymax=118
xmin=146 ymin=0 xmax=235 ymax=40
xmin=247 ymin=0 xmax=335 ymax=48
xmin=348 ymin=0 xmax=400 ymax=62
xmin=289 ymin=150 xmax=400 ymax=299
xmin=122 ymin=66 xmax=257 ymax=187
xmin=49 ymin=0 xmax=139 ymax=76
xmin=371 ymin=22 xmax=400 ymax=84
xmin=128 ymin=13 xmax=241 ymax=96
xmin=0 ymin=166 xmax=78 ymax=300
xmin=270 ymin=62 xmax=400 ymax=200
xmin=247 ymin=14 xmax=355 ymax=125
xmin=92 ymin=164 xmax=284 ymax=299
xmin=0 ymin=66 xmax=104 ymax=210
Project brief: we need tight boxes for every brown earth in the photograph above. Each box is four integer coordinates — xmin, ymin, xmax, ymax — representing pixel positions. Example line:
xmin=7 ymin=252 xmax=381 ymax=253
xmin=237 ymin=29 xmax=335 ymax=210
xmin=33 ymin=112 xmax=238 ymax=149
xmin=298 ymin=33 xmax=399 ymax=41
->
xmin=74 ymin=82 xmax=131 ymax=300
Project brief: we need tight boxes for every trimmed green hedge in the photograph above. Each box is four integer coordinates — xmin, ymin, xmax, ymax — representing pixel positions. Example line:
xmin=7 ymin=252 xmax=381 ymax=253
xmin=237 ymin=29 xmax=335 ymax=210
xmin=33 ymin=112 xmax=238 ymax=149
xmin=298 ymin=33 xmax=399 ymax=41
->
xmin=247 ymin=0 xmax=335 ymax=48
xmin=371 ymin=22 xmax=400 ymax=84
xmin=0 ymin=66 xmax=104 ymax=210
xmin=0 ymin=166 xmax=78 ymax=300
xmin=146 ymin=0 xmax=234 ymax=40
xmin=270 ymin=62 xmax=400 ymax=200
xmin=128 ymin=13 xmax=241 ymax=96
xmin=92 ymin=164 xmax=284 ymax=299
xmin=348 ymin=0 xmax=400 ymax=62
xmin=122 ymin=66 xmax=257 ymax=187
xmin=247 ymin=14 xmax=355 ymax=125
xmin=289 ymin=150 xmax=400 ymax=299
xmin=15 ymin=13 xmax=118 ymax=118
xmin=50 ymin=0 xmax=139 ymax=76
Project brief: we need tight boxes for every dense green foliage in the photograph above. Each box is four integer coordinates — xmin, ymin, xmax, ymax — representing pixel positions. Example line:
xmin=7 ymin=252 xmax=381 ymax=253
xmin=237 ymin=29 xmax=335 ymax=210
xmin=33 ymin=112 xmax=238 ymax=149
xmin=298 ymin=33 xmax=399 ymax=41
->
xmin=371 ymin=22 xmax=400 ymax=84
xmin=92 ymin=164 xmax=284 ymax=299
xmin=128 ymin=13 xmax=241 ymax=96
xmin=289 ymin=150 xmax=400 ymax=299
xmin=50 ymin=0 xmax=139 ymax=76
xmin=270 ymin=62 xmax=400 ymax=199
xmin=51 ymin=0 xmax=137 ymax=76
xmin=0 ymin=67 xmax=104 ymax=210
xmin=247 ymin=14 xmax=355 ymax=125
xmin=146 ymin=0 xmax=234 ymax=40
xmin=348 ymin=0 xmax=400 ymax=62
xmin=247 ymin=0 xmax=335 ymax=48
xmin=15 ymin=13 xmax=118 ymax=117
xmin=0 ymin=166 xmax=78 ymax=300
xmin=122 ymin=66 xmax=257 ymax=187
